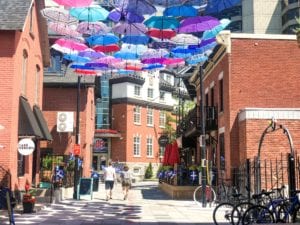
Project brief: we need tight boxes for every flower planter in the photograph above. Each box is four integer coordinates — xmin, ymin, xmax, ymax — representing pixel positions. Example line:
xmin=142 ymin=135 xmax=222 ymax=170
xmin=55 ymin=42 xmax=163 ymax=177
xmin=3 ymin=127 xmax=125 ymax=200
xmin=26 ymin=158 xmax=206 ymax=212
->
xmin=23 ymin=202 xmax=35 ymax=213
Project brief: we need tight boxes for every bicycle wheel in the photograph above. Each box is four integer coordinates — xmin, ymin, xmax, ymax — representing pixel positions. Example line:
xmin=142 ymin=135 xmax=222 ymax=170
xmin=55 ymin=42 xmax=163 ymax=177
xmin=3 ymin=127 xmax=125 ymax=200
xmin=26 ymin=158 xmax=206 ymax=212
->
xmin=213 ymin=202 xmax=234 ymax=225
xmin=231 ymin=202 xmax=254 ymax=225
xmin=242 ymin=205 xmax=275 ymax=224
xmin=292 ymin=205 xmax=300 ymax=222
xmin=193 ymin=185 xmax=216 ymax=206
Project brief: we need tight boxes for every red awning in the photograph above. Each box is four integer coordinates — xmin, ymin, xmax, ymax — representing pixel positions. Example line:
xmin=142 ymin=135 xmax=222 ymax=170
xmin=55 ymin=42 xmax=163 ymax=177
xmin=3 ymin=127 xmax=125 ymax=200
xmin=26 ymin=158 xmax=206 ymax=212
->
xmin=95 ymin=129 xmax=121 ymax=138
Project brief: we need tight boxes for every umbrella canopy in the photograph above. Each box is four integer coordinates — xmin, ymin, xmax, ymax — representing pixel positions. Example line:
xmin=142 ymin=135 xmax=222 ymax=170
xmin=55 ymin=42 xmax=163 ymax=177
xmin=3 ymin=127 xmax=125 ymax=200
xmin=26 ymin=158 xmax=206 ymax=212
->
xmin=112 ymin=22 xmax=147 ymax=35
xmin=144 ymin=16 xmax=180 ymax=29
xmin=94 ymin=56 xmax=122 ymax=65
xmin=70 ymin=5 xmax=109 ymax=22
xmin=78 ymin=49 xmax=106 ymax=59
xmin=142 ymin=63 xmax=164 ymax=70
xmin=148 ymin=0 xmax=183 ymax=6
xmin=168 ymin=141 xmax=180 ymax=166
xmin=63 ymin=54 xmax=90 ymax=63
xmin=170 ymin=33 xmax=200 ymax=45
xmin=178 ymin=16 xmax=220 ymax=33
xmin=114 ymin=0 xmax=157 ymax=15
xmin=163 ymin=5 xmax=198 ymax=17
xmin=41 ymin=7 xmax=77 ymax=24
xmin=84 ymin=62 xmax=109 ymax=68
xmin=76 ymin=22 xmax=111 ymax=35
xmin=146 ymin=28 xmax=176 ymax=39
xmin=114 ymin=51 xmax=139 ymax=60
xmin=92 ymin=44 xmax=120 ymax=53
xmin=86 ymin=34 xmax=119 ymax=46
xmin=74 ymin=69 xmax=97 ymax=75
xmin=121 ymin=35 xmax=150 ymax=45
xmin=186 ymin=54 xmax=208 ymax=65
xmin=48 ymin=22 xmax=81 ymax=37
xmin=205 ymin=0 xmax=241 ymax=14
xmin=141 ymin=49 xmax=169 ymax=60
xmin=108 ymin=9 xmax=145 ymax=23
xmin=55 ymin=38 xmax=89 ymax=51
xmin=121 ymin=44 xmax=148 ymax=55
xmin=53 ymin=0 xmax=92 ymax=7
xmin=202 ymin=18 xmax=231 ymax=39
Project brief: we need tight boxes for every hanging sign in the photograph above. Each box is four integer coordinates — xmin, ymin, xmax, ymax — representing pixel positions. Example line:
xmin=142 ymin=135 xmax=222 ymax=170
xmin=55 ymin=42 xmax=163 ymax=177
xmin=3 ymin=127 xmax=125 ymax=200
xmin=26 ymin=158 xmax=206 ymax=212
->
xmin=158 ymin=135 xmax=169 ymax=147
xmin=18 ymin=138 xmax=35 ymax=155
xmin=74 ymin=144 xmax=81 ymax=156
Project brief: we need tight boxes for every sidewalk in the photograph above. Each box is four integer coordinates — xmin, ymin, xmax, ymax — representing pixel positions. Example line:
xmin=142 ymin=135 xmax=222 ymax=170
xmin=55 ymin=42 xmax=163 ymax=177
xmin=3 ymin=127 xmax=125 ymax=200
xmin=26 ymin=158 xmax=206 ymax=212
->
xmin=1 ymin=181 xmax=216 ymax=225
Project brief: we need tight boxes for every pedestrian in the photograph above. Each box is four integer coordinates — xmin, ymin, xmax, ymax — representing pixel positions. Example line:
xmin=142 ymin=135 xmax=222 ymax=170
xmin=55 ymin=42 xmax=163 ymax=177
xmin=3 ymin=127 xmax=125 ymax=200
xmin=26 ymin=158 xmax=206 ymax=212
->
xmin=120 ymin=165 xmax=132 ymax=200
xmin=103 ymin=160 xmax=116 ymax=201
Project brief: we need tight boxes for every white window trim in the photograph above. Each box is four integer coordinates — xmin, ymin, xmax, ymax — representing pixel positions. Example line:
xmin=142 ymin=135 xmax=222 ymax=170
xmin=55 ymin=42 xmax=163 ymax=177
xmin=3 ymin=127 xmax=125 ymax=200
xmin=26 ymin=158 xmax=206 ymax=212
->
xmin=133 ymin=135 xmax=141 ymax=157
xmin=147 ymin=107 xmax=154 ymax=126
xmin=133 ymin=105 xmax=141 ymax=125
xmin=146 ymin=136 xmax=153 ymax=157
xmin=159 ymin=110 xmax=166 ymax=128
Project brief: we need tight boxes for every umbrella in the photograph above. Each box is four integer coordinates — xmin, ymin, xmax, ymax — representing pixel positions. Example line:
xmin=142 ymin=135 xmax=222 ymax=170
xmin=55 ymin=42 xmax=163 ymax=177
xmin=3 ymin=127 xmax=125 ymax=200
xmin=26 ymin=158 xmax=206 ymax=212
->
xmin=114 ymin=0 xmax=157 ymax=15
xmin=63 ymin=54 xmax=90 ymax=63
xmin=74 ymin=69 xmax=97 ymax=75
xmin=70 ymin=64 xmax=94 ymax=70
xmin=150 ymin=41 xmax=176 ymax=50
xmin=52 ymin=0 xmax=92 ymax=7
xmin=178 ymin=16 xmax=220 ymax=33
xmin=163 ymin=5 xmax=198 ymax=17
xmin=170 ymin=34 xmax=200 ymax=45
xmin=146 ymin=28 xmax=176 ymax=39
xmin=125 ymin=65 xmax=143 ymax=71
xmin=148 ymin=0 xmax=183 ymax=6
xmin=76 ymin=22 xmax=111 ymax=35
xmin=70 ymin=5 xmax=109 ymax=22
xmin=112 ymin=22 xmax=147 ymax=35
xmin=84 ymin=62 xmax=109 ymax=68
xmin=78 ymin=49 xmax=106 ymax=59
xmin=55 ymin=38 xmax=88 ymax=51
xmin=114 ymin=51 xmax=139 ymax=60
xmin=205 ymin=0 xmax=241 ymax=14
xmin=48 ymin=22 xmax=81 ymax=37
xmin=51 ymin=44 xmax=79 ymax=54
xmin=92 ymin=44 xmax=120 ymax=53
xmin=142 ymin=63 xmax=164 ymax=70
xmin=202 ymin=18 xmax=231 ymax=39
xmin=163 ymin=58 xmax=184 ymax=65
xmin=41 ymin=7 xmax=77 ymax=24
xmin=86 ymin=34 xmax=119 ymax=46
xmin=121 ymin=44 xmax=148 ymax=55
xmin=144 ymin=16 xmax=180 ymax=30
xmin=168 ymin=141 xmax=180 ymax=166
xmin=186 ymin=54 xmax=208 ymax=65
xmin=94 ymin=56 xmax=122 ymax=65
xmin=121 ymin=35 xmax=150 ymax=45
xmin=163 ymin=143 xmax=172 ymax=165
xmin=141 ymin=49 xmax=169 ymax=60
xmin=108 ymin=9 xmax=145 ymax=23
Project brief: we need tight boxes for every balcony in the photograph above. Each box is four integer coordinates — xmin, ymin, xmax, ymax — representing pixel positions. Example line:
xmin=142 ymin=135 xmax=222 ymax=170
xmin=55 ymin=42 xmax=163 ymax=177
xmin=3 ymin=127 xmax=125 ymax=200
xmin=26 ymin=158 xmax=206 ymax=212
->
xmin=159 ymin=80 xmax=175 ymax=92
xmin=109 ymin=74 xmax=145 ymax=85
xmin=176 ymin=106 xmax=218 ymax=138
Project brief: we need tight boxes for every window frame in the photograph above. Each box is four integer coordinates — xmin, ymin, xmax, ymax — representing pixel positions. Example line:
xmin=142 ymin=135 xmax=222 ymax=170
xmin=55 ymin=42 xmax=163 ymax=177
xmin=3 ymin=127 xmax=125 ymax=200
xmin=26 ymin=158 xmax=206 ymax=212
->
xmin=147 ymin=88 xmax=154 ymax=99
xmin=133 ymin=105 xmax=141 ymax=124
xmin=159 ymin=110 xmax=166 ymax=128
xmin=219 ymin=78 xmax=224 ymax=112
xmin=147 ymin=107 xmax=154 ymax=126
xmin=134 ymin=85 xmax=141 ymax=97
xmin=133 ymin=136 xmax=141 ymax=157
xmin=146 ymin=137 xmax=153 ymax=157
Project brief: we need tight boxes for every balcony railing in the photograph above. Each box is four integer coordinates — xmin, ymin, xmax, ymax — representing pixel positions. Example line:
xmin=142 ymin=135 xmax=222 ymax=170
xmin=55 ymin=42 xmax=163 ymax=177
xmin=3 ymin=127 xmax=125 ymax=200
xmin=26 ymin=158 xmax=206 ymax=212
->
xmin=109 ymin=74 xmax=145 ymax=85
xmin=176 ymin=106 xmax=218 ymax=137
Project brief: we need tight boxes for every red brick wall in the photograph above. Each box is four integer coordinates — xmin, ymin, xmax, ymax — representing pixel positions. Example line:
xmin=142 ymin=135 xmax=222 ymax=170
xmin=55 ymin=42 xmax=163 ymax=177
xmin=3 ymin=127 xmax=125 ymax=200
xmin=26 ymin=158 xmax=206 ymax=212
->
xmin=43 ymin=86 xmax=95 ymax=178
xmin=0 ymin=1 xmax=46 ymax=190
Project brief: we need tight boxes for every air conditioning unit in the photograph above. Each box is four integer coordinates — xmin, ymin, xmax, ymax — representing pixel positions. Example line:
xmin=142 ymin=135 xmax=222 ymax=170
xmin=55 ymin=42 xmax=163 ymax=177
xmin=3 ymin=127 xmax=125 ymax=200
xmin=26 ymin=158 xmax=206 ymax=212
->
xmin=57 ymin=112 xmax=74 ymax=132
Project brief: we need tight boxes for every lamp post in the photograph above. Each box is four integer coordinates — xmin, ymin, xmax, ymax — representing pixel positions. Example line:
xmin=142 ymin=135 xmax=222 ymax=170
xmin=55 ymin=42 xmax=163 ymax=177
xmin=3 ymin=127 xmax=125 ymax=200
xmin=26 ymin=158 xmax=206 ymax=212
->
xmin=199 ymin=65 xmax=207 ymax=207
xmin=73 ymin=75 xmax=81 ymax=199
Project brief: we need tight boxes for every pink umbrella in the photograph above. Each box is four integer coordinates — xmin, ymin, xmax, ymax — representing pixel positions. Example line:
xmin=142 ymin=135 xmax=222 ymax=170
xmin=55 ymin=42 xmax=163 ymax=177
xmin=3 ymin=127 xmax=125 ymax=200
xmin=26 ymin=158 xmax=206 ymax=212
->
xmin=163 ymin=58 xmax=184 ymax=65
xmin=41 ymin=7 xmax=77 ymax=24
xmin=53 ymin=0 xmax=92 ymax=7
xmin=55 ymin=38 xmax=88 ymax=51
xmin=48 ymin=22 xmax=82 ymax=37
xmin=112 ymin=22 xmax=147 ymax=35
xmin=76 ymin=22 xmax=111 ymax=35
xmin=93 ymin=56 xmax=122 ymax=65
xmin=141 ymin=49 xmax=169 ymax=60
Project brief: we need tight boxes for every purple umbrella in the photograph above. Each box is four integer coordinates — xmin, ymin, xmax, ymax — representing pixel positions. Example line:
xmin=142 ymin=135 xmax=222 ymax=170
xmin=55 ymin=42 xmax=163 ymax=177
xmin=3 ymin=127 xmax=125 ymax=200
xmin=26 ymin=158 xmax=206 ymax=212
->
xmin=78 ymin=49 xmax=106 ymax=59
xmin=76 ymin=22 xmax=111 ymax=35
xmin=148 ymin=0 xmax=183 ymax=6
xmin=108 ymin=9 xmax=145 ymax=23
xmin=178 ymin=16 xmax=220 ymax=33
xmin=112 ymin=22 xmax=147 ymax=35
xmin=114 ymin=0 xmax=157 ymax=15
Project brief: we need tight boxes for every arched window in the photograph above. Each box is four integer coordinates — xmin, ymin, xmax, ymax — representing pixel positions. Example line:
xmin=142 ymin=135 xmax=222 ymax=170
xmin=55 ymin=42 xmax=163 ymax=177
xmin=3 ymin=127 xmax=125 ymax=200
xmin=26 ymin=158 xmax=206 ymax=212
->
xmin=21 ymin=50 xmax=28 ymax=96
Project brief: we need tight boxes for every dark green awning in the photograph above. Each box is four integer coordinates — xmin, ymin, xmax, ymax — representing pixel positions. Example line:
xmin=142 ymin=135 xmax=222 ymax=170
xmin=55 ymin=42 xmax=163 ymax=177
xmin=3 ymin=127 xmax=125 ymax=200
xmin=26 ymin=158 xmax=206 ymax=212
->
xmin=18 ymin=96 xmax=43 ymax=138
xmin=33 ymin=105 xmax=53 ymax=141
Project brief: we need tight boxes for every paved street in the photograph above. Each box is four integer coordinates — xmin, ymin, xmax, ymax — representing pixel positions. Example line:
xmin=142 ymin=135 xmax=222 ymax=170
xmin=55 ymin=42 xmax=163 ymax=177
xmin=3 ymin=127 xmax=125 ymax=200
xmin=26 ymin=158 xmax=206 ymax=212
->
xmin=1 ymin=181 xmax=217 ymax=225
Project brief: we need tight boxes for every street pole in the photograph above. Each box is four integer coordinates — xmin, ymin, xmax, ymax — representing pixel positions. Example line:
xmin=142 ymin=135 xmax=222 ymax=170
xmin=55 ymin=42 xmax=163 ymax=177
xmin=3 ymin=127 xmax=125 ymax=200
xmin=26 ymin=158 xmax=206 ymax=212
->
xmin=73 ymin=75 xmax=81 ymax=199
xmin=199 ymin=65 xmax=207 ymax=207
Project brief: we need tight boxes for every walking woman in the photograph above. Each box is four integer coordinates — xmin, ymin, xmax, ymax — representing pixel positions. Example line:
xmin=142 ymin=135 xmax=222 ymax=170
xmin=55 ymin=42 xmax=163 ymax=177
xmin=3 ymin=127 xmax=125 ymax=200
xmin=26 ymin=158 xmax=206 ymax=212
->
xmin=104 ymin=160 xmax=116 ymax=201
xmin=120 ymin=165 xmax=132 ymax=200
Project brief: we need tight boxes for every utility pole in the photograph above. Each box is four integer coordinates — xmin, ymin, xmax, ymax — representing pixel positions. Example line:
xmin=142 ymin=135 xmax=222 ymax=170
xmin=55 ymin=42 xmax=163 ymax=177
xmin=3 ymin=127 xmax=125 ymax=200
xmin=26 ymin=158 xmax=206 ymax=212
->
xmin=199 ymin=65 xmax=207 ymax=207
xmin=73 ymin=75 xmax=81 ymax=199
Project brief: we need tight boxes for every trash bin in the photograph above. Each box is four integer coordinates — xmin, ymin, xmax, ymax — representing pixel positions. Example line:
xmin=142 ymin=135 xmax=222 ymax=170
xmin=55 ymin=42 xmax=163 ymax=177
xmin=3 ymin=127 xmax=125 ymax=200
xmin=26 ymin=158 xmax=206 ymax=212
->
xmin=91 ymin=171 xmax=99 ymax=192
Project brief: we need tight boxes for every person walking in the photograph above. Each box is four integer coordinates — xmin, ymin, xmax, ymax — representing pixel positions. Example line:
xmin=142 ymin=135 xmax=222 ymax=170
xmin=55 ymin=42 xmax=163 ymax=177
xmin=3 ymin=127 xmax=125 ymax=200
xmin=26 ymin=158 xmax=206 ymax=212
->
xmin=104 ymin=160 xmax=116 ymax=201
xmin=120 ymin=165 xmax=132 ymax=200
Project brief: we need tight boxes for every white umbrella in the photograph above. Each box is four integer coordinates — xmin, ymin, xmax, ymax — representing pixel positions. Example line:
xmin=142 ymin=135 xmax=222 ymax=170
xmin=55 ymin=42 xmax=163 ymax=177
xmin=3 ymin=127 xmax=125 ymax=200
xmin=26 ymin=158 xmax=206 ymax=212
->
xmin=171 ymin=34 xmax=200 ymax=45
xmin=41 ymin=7 xmax=78 ymax=24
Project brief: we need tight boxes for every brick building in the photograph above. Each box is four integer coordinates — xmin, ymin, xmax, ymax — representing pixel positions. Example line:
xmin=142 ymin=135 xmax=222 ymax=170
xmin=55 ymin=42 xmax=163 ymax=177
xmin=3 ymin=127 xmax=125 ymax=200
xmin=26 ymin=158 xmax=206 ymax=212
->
xmin=0 ymin=0 xmax=51 ymax=190
xmin=184 ymin=32 xmax=300 ymax=183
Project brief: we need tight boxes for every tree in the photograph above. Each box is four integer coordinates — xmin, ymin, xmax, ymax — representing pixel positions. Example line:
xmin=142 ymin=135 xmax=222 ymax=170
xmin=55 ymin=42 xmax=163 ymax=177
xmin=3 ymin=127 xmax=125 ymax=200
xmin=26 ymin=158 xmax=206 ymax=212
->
xmin=145 ymin=162 xmax=153 ymax=179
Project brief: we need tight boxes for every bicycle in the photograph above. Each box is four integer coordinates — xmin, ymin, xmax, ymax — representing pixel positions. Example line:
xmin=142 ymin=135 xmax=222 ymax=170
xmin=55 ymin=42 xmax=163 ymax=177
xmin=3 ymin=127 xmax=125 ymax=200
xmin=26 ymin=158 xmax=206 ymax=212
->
xmin=193 ymin=184 xmax=217 ymax=206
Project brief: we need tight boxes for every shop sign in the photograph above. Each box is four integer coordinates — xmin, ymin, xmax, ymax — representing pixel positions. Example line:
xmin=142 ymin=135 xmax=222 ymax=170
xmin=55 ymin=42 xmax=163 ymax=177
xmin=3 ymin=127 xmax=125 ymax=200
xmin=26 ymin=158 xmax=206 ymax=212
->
xmin=18 ymin=138 xmax=35 ymax=155
xmin=158 ymin=135 xmax=169 ymax=147
xmin=74 ymin=144 xmax=81 ymax=156
xmin=93 ymin=138 xmax=108 ymax=153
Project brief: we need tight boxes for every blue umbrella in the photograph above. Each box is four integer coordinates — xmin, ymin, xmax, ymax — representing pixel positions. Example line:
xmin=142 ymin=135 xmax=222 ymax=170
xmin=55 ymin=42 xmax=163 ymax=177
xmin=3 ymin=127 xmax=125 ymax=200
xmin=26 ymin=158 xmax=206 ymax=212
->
xmin=144 ymin=16 xmax=179 ymax=29
xmin=121 ymin=35 xmax=150 ymax=45
xmin=114 ymin=0 xmax=157 ymax=15
xmin=63 ymin=54 xmax=90 ymax=63
xmin=163 ymin=5 xmax=198 ymax=17
xmin=202 ymin=19 xmax=231 ymax=39
xmin=142 ymin=64 xmax=164 ymax=70
xmin=70 ymin=5 xmax=109 ymax=22
xmin=70 ymin=64 xmax=94 ymax=70
xmin=205 ymin=0 xmax=241 ymax=14
xmin=86 ymin=34 xmax=119 ymax=46
xmin=114 ymin=51 xmax=139 ymax=60
xmin=148 ymin=0 xmax=183 ymax=6
xmin=187 ymin=54 xmax=208 ymax=65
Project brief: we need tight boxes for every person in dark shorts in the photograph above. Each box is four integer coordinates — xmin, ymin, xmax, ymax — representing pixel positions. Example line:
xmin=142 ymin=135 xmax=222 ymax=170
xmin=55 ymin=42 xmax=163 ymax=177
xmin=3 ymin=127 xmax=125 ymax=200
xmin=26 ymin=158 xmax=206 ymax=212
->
xmin=104 ymin=161 xmax=116 ymax=201
xmin=120 ymin=165 xmax=132 ymax=200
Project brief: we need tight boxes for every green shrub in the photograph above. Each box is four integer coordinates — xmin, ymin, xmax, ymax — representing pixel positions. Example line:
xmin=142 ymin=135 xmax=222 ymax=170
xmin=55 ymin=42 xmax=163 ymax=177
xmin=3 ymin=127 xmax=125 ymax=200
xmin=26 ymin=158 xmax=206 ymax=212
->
xmin=145 ymin=162 xmax=153 ymax=179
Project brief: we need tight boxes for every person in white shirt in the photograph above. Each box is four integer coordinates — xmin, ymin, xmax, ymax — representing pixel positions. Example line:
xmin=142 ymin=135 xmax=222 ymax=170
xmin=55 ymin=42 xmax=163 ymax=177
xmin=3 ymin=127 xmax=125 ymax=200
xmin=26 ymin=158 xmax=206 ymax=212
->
xmin=120 ymin=165 xmax=132 ymax=200
xmin=104 ymin=161 xmax=116 ymax=201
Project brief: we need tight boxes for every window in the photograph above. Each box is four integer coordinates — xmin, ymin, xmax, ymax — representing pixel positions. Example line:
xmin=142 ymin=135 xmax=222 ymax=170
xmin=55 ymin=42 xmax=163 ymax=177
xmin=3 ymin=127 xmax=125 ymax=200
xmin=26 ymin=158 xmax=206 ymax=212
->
xmin=159 ymin=111 xmax=166 ymax=127
xmin=160 ymin=91 xmax=165 ymax=101
xmin=35 ymin=65 xmax=40 ymax=104
xmin=147 ymin=88 xmax=153 ymax=98
xmin=219 ymin=133 xmax=225 ymax=170
xmin=47 ymin=49 xmax=62 ymax=73
xmin=134 ymin=106 xmax=141 ymax=124
xmin=17 ymin=153 xmax=25 ymax=177
xmin=29 ymin=5 xmax=34 ymax=34
xmin=205 ymin=92 xmax=209 ymax=106
xmin=133 ymin=136 xmax=141 ymax=156
xmin=21 ymin=50 xmax=28 ymax=96
xmin=134 ymin=85 xmax=141 ymax=96
xmin=166 ymin=75 xmax=172 ymax=83
xmin=211 ymin=86 xmax=214 ymax=106
xmin=159 ymin=146 xmax=165 ymax=157
xmin=147 ymin=107 xmax=153 ymax=126
xmin=146 ymin=137 xmax=153 ymax=157
xmin=219 ymin=78 xmax=224 ymax=112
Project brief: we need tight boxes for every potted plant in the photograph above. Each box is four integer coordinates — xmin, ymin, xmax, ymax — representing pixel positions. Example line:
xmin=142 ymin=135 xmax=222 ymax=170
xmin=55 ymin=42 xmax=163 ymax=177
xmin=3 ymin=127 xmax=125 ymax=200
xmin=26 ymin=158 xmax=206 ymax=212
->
xmin=22 ymin=182 xmax=36 ymax=213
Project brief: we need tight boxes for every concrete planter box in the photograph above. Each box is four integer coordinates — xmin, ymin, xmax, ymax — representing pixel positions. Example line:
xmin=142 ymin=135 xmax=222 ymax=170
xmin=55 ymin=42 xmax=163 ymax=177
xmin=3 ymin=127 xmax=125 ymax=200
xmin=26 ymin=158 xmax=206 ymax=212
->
xmin=159 ymin=182 xmax=197 ymax=200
